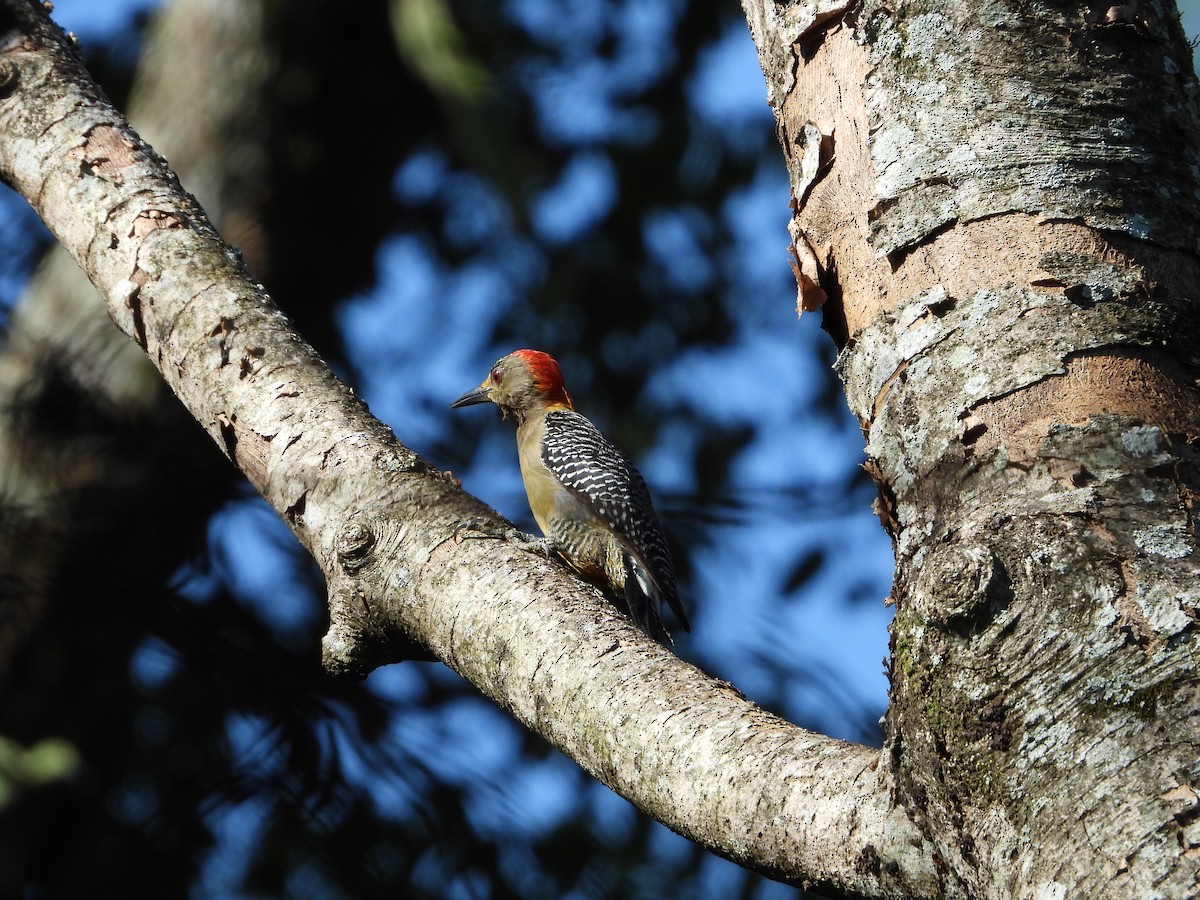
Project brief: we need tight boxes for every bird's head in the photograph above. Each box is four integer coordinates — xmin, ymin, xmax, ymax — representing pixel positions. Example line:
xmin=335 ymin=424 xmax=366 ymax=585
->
xmin=451 ymin=349 xmax=573 ymax=419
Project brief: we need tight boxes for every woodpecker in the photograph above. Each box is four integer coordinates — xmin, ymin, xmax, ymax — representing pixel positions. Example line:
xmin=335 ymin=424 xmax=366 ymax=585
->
xmin=451 ymin=349 xmax=690 ymax=641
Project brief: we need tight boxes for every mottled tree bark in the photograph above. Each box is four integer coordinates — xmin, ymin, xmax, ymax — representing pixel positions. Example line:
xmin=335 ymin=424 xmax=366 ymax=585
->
xmin=744 ymin=0 xmax=1200 ymax=896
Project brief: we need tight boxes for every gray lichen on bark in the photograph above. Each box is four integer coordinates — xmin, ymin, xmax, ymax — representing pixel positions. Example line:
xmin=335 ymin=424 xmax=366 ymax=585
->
xmin=804 ymin=0 xmax=1200 ymax=894
xmin=860 ymin=0 xmax=1200 ymax=256
xmin=837 ymin=280 xmax=1186 ymax=504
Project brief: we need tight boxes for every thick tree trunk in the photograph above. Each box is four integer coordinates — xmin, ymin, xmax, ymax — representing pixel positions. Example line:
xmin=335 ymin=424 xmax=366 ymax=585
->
xmin=744 ymin=0 xmax=1200 ymax=895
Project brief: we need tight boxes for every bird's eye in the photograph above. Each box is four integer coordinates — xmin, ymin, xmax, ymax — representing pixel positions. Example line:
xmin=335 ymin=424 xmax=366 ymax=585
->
xmin=491 ymin=368 xmax=503 ymax=384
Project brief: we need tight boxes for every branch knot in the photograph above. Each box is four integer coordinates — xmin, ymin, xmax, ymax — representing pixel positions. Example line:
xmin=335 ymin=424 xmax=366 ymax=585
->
xmin=337 ymin=520 xmax=376 ymax=571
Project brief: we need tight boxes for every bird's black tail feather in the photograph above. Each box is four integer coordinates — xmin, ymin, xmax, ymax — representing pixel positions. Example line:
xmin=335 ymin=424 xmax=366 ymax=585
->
xmin=623 ymin=554 xmax=674 ymax=643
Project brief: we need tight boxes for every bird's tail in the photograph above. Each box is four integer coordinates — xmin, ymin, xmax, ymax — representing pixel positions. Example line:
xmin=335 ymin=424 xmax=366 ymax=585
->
xmin=623 ymin=554 xmax=674 ymax=643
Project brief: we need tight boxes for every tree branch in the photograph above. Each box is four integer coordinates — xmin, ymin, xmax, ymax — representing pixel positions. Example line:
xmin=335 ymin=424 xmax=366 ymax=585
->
xmin=0 ymin=1 xmax=939 ymax=894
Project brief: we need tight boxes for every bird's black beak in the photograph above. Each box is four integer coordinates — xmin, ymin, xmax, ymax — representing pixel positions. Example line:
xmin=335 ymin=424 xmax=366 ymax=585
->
xmin=451 ymin=385 xmax=492 ymax=408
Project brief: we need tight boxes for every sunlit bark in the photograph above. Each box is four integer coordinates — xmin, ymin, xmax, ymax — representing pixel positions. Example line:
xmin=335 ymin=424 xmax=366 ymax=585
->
xmin=745 ymin=0 xmax=1200 ymax=895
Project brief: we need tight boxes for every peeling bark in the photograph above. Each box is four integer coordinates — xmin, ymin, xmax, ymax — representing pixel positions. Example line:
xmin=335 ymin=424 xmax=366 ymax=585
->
xmin=745 ymin=0 xmax=1200 ymax=895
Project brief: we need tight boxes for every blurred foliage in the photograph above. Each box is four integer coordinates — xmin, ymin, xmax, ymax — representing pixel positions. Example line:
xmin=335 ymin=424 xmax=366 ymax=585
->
xmin=0 ymin=0 xmax=892 ymax=896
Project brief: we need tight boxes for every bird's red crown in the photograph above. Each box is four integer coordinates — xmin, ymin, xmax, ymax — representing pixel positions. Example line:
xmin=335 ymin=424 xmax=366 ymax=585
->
xmin=513 ymin=349 xmax=572 ymax=409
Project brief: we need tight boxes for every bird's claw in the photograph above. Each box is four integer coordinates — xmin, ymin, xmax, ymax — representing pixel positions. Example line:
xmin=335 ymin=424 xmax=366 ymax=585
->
xmin=503 ymin=529 xmax=555 ymax=558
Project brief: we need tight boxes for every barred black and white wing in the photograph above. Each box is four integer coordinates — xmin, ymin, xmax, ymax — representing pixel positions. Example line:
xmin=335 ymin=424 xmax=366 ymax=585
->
xmin=541 ymin=409 xmax=689 ymax=635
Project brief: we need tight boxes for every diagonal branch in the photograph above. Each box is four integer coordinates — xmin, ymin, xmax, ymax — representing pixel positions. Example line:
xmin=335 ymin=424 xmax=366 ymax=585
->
xmin=0 ymin=2 xmax=936 ymax=894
